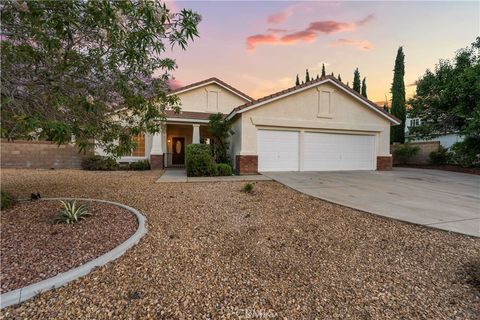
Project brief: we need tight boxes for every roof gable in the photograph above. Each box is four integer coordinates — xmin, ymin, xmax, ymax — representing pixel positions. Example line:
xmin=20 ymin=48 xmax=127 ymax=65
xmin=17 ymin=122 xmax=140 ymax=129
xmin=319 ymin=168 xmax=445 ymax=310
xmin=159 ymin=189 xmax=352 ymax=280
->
xmin=226 ymin=75 xmax=400 ymax=125
xmin=169 ymin=77 xmax=253 ymax=102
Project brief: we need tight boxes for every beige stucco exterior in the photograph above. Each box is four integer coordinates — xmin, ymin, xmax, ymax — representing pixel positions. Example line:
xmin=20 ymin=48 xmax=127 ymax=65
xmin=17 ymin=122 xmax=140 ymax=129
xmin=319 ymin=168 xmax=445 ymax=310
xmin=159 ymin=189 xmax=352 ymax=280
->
xmin=175 ymin=83 xmax=249 ymax=114
xmin=232 ymin=82 xmax=392 ymax=162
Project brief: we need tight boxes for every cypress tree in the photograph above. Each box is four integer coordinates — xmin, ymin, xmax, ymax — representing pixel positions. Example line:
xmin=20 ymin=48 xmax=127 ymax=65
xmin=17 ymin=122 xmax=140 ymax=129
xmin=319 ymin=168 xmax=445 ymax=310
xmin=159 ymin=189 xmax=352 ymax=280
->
xmin=321 ymin=63 xmax=326 ymax=77
xmin=353 ymin=68 xmax=361 ymax=93
xmin=390 ymin=47 xmax=406 ymax=143
xmin=337 ymin=74 xmax=342 ymax=82
xmin=316 ymin=74 xmax=319 ymax=80
xmin=295 ymin=74 xmax=300 ymax=86
xmin=361 ymin=77 xmax=367 ymax=98
xmin=331 ymin=72 xmax=334 ymax=76
xmin=305 ymin=69 xmax=310 ymax=82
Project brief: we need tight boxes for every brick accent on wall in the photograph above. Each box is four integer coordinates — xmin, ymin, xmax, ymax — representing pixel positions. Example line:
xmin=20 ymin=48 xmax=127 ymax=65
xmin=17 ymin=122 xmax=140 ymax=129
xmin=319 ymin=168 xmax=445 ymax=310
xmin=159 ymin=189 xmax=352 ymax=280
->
xmin=1 ymin=140 xmax=91 ymax=169
xmin=377 ymin=156 xmax=393 ymax=171
xmin=150 ymin=154 xmax=164 ymax=170
xmin=235 ymin=155 xmax=258 ymax=175
xmin=391 ymin=141 xmax=440 ymax=165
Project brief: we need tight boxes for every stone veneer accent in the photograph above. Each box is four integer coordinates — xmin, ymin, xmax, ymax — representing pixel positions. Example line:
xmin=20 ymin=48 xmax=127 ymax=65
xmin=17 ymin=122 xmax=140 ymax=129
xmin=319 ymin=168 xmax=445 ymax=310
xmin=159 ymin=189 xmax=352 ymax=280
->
xmin=1 ymin=140 xmax=92 ymax=169
xmin=377 ymin=156 xmax=393 ymax=171
xmin=235 ymin=155 xmax=258 ymax=175
xmin=150 ymin=154 xmax=164 ymax=170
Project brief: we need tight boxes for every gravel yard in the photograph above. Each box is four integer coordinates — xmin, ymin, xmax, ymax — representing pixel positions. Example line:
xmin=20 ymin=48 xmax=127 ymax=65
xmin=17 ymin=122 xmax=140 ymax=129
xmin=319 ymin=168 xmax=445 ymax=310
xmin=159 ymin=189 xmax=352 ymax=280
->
xmin=1 ymin=200 xmax=137 ymax=293
xmin=1 ymin=169 xmax=479 ymax=319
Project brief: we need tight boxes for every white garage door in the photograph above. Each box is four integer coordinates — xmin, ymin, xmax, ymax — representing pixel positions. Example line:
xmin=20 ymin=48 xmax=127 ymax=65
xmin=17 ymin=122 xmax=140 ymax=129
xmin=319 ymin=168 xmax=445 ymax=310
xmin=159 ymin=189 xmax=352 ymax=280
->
xmin=257 ymin=130 xmax=299 ymax=171
xmin=303 ymin=132 xmax=375 ymax=171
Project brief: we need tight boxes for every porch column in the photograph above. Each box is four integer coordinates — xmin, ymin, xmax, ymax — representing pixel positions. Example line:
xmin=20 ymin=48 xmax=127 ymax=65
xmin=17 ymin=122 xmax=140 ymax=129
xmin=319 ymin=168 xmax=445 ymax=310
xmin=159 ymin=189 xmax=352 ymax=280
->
xmin=192 ymin=124 xmax=200 ymax=144
xmin=150 ymin=125 xmax=165 ymax=170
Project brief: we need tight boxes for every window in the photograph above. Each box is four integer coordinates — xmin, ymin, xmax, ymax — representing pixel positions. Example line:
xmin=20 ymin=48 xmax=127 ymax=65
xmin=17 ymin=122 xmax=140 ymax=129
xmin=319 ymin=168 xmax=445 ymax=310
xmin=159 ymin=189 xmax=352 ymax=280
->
xmin=131 ymin=134 xmax=145 ymax=157
xmin=409 ymin=118 xmax=421 ymax=127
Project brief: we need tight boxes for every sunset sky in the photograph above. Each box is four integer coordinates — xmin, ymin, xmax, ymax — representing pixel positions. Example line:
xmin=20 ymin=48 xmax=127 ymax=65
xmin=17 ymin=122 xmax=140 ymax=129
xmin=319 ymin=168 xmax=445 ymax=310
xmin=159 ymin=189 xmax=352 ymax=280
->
xmin=166 ymin=1 xmax=479 ymax=105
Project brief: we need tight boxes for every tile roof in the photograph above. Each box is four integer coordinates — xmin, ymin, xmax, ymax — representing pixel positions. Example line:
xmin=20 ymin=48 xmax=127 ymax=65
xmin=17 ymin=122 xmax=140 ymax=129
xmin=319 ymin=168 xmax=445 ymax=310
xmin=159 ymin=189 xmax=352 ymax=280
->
xmin=165 ymin=110 xmax=222 ymax=121
xmin=227 ymin=75 xmax=400 ymax=124
xmin=169 ymin=77 xmax=253 ymax=102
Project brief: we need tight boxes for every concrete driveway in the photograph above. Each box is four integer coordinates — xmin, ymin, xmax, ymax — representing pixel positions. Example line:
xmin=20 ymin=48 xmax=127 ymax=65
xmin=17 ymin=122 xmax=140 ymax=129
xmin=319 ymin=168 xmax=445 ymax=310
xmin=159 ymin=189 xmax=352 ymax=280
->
xmin=263 ymin=168 xmax=480 ymax=237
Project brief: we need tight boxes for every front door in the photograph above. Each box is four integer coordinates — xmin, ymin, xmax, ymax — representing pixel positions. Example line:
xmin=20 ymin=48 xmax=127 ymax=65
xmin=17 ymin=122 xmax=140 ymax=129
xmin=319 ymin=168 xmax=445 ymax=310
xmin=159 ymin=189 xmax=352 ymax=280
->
xmin=172 ymin=137 xmax=185 ymax=165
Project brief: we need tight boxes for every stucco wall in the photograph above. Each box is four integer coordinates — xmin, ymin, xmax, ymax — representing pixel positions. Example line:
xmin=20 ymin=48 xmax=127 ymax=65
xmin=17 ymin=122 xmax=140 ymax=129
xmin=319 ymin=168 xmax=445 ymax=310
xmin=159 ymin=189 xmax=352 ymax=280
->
xmin=236 ymin=82 xmax=393 ymax=157
xmin=229 ymin=117 xmax=242 ymax=169
xmin=1 ymin=140 xmax=92 ymax=169
xmin=176 ymin=83 xmax=249 ymax=114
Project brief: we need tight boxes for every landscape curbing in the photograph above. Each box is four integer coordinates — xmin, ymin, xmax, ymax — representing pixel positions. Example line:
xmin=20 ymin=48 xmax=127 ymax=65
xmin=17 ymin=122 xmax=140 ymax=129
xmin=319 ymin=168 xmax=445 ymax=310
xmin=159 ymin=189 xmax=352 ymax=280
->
xmin=0 ymin=198 xmax=147 ymax=309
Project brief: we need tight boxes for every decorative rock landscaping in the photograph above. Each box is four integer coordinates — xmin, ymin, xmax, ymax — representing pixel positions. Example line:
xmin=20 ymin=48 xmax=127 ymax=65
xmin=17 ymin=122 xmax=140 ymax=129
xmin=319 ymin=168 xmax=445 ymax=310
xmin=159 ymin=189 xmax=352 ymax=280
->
xmin=0 ymin=169 xmax=478 ymax=319
xmin=0 ymin=198 xmax=146 ymax=308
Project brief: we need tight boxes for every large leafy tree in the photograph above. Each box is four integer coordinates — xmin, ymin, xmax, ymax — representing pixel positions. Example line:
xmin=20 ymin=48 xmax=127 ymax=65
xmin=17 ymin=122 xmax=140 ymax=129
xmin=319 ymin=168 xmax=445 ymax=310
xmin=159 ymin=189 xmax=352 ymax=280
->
xmin=1 ymin=0 xmax=200 ymax=157
xmin=408 ymin=38 xmax=480 ymax=140
xmin=390 ymin=47 xmax=406 ymax=143
xmin=353 ymin=68 xmax=361 ymax=93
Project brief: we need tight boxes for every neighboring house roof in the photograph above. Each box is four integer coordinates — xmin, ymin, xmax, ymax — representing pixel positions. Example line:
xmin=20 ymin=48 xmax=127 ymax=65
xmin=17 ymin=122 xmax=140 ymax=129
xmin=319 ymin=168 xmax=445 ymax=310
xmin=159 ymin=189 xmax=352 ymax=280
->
xmin=226 ymin=75 xmax=401 ymax=125
xmin=169 ymin=77 xmax=254 ymax=102
xmin=165 ymin=110 xmax=221 ymax=121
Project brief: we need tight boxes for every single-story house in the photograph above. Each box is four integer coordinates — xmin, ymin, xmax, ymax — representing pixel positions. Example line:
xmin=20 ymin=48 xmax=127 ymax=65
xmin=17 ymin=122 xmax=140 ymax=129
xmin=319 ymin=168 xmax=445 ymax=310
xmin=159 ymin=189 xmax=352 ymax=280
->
xmin=96 ymin=75 xmax=400 ymax=173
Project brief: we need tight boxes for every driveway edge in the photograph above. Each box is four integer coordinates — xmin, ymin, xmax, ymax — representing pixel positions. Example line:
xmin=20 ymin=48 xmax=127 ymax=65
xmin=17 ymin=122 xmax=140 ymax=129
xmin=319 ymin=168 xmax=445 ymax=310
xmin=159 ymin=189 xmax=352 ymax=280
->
xmin=0 ymin=198 xmax=148 ymax=309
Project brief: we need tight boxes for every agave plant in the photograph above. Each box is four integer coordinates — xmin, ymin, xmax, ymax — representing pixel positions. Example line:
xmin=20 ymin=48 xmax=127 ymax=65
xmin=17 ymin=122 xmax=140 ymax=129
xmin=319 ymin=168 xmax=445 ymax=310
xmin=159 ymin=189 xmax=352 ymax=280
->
xmin=54 ymin=200 xmax=91 ymax=224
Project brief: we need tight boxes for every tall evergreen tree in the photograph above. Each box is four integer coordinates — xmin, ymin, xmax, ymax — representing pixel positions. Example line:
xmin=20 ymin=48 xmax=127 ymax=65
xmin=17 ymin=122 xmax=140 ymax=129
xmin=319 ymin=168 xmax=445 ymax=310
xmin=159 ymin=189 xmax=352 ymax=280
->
xmin=295 ymin=74 xmax=300 ymax=86
xmin=353 ymin=68 xmax=361 ymax=93
xmin=390 ymin=47 xmax=406 ymax=143
xmin=305 ymin=69 xmax=310 ymax=82
xmin=316 ymin=74 xmax=319 ymax=80
xmin=337 ymin=74 xmax=342 ymax=82
xmin=361 ymin=77 xmax=367 ymax=98
xmin=321 ymin=63 xmax=326 ymax=77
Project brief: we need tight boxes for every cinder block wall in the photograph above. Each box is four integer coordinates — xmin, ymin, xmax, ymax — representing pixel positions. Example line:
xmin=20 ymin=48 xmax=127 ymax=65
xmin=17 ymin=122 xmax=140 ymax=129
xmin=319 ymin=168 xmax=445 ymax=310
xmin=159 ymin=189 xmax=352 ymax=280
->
xmin=1 ymin=140 xmax=92 ymax=169
xmin=391 ymin=141 xmax=440 ymax=165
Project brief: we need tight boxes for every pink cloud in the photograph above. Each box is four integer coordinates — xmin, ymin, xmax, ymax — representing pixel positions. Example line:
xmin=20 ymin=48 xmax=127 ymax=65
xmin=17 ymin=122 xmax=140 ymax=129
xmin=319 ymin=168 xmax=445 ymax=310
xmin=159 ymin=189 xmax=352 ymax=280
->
xmin=280 ymin=30 xmax=317 ymax=44
xmin=307 ymin=21 xmax=354 ymax=34
xmin=356 ymin=14 xmax=375 ymax=26
xmin=330 ymin=39 xmax=373 ymax=51
xmin=168 ymin=78 xmax=183 ymax=90
xmin=246 ymin=34 xmax=278 ymax=51
xmin=267 ymin=11 xmax=290 ymax=24
xmin=246 ymin=14 xmax=375 ymax=51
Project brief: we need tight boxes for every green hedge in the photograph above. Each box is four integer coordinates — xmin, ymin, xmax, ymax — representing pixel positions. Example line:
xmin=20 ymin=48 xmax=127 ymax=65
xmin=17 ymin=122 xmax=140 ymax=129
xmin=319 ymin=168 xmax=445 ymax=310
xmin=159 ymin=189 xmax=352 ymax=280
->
xmin=216 ymin=163 xmax=233 ymax=176
xmin=81 ymin=155 xmax=119 ymax=170
xmin=185 ymin=144 xmax=217 ymax=177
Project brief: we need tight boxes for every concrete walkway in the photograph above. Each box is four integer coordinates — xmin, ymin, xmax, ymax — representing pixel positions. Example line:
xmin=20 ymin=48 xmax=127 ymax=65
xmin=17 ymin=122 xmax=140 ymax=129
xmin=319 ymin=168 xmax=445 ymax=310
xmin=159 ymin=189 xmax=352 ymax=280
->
xmin=157 ymin=168 xmax=270 ymax=183
xmin=263 ymin=168 xmax=480 ymax=237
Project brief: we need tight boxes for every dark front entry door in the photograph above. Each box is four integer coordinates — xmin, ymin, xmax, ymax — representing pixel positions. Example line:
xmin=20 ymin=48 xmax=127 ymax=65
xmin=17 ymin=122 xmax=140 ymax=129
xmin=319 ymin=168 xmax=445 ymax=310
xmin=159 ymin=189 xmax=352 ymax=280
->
xmin=172 ymin=137 xmax=185 ymax=165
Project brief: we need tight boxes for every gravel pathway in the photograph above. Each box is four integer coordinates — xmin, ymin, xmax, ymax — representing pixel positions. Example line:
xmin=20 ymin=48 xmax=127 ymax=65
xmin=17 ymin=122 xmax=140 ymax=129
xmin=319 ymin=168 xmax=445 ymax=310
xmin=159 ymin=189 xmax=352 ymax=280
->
xmin=1 ymin=200 xmax=137 ymax=293
xmin=1 ymin=169 xmax=479 ymax=319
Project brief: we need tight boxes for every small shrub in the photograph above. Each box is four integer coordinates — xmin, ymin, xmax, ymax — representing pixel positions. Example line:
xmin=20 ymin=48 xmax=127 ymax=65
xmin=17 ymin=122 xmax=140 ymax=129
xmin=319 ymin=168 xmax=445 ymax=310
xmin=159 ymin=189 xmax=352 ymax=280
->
xmin=81 ymin=155 xmax=119 ymax=171
xmin=1 ymin=191 xmax=15 ymax=210
xmin=129 ymin=159 xmax=151 ymax=170
xmin=429 ymin=146 xmax=449 ymax=165
xmin=216 ymin=163 xmax=233 ymax=176
xmin=393 ymin=144 xmax=420 ymax=165
xmin=449 ymin=137 xmax=480 ymax=167
xmin=185 ymin=144 xmax=217 ymax=177
xmin=242 ymin=182 xmax=254 ymax=193
xmin=54 ymin=200 xmax=91 ymax=224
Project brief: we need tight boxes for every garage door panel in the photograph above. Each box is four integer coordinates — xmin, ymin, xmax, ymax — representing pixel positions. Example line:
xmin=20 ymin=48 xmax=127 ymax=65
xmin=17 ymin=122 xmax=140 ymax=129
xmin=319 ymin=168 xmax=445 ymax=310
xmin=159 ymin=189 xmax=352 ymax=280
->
xmin=303 ymin=132 xmax=375 ymax=171
xmin=258 ymin=130 xmax=299 ymax=171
